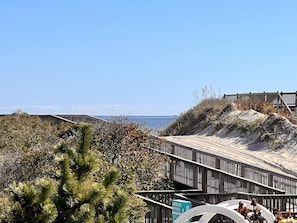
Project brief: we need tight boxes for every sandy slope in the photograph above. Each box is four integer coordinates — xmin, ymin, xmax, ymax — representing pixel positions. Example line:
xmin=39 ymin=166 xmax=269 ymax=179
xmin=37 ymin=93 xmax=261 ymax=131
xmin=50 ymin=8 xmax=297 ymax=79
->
xmin=162 ymin=106 xmax=297 ymax=178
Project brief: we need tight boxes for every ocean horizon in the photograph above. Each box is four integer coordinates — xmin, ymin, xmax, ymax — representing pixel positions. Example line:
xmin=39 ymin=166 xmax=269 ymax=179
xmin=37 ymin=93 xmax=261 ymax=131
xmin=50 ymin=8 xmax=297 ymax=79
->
xmin=97 ymin=115 xmax=178 ymax=131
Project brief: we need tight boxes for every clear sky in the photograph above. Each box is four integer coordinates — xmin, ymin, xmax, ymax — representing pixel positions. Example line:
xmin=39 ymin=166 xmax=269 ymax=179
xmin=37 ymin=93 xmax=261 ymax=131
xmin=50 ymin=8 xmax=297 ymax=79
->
xmin=1 ymin=1 xmax=296 ymax=116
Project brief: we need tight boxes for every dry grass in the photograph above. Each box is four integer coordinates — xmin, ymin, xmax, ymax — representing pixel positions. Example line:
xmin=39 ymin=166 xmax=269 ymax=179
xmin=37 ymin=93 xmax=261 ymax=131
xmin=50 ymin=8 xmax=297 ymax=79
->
xmin=160 ymin=98 xmax=228 ymax=136
xmin=161 ymin=97 xmax=297 ymax=136
xmin=234 ymin=100 xmax=297 ymax=124
xmin=234 ymin=100 xmax=277 ymax=114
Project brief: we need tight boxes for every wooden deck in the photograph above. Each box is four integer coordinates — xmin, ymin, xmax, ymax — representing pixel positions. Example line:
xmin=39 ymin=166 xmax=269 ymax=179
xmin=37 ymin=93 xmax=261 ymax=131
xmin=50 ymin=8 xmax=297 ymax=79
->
xmin=141 ymin=137 xmax=297 ymax=222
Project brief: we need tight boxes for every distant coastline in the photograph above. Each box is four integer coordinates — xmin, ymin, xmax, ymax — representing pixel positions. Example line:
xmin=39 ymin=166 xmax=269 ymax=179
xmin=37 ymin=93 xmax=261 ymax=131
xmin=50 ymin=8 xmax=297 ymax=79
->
xmin=97 ymin=115 xmax=178 ymax=130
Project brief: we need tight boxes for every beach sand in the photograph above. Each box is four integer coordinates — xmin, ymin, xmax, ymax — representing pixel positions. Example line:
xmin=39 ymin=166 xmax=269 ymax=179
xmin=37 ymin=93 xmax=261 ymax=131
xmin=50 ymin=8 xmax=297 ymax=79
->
xmin=162 ymin=108 xmax=297 ymax=178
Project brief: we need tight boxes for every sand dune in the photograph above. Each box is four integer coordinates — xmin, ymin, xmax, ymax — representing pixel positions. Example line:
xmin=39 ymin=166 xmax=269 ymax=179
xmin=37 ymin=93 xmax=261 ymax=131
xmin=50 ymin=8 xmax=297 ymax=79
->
xmin=163 ymin=106 xmax=297 ymax=178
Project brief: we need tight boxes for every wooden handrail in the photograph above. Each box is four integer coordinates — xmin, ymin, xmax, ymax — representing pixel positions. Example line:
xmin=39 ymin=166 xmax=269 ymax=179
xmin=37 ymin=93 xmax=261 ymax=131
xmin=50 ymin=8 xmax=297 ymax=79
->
xmin=278 ymin=92 xmax=293 ymax=115
xmin=223 ymin=91 xmax=296 ymax=115
xmin=151 ymin=148 xmax=285 ymax=194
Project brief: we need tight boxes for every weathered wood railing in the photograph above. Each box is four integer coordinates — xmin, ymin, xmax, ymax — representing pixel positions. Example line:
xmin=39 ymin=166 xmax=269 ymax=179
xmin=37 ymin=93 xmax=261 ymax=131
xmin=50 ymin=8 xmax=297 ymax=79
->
xmin=155 ymin=141 xmax=297 ymax=195
xmin=152 ymin=147 xmax=285 ymax=195
xmin=223 ymin=91 xmax=297 ymax=115
xmin=141 ymin=139 xmax=297 ymax=222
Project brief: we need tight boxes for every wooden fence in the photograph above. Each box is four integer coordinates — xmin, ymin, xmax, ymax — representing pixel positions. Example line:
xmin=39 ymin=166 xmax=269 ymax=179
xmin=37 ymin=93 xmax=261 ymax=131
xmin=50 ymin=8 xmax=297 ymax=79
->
xmin=223 ymin=91 xmax=297 ymax=115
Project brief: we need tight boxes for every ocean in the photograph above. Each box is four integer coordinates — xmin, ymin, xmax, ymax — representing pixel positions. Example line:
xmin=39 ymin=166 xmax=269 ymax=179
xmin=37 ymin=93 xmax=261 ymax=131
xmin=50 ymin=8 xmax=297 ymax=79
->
xmin=97 ymin=115 xmax=178 ymax=131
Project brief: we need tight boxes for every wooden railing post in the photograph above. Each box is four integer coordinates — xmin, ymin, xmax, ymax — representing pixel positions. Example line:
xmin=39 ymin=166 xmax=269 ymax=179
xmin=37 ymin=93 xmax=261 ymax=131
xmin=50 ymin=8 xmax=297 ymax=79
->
xmin=170 ymin=144 xmax=175 ymax=180
xmin=241 ymin=165 xmax=245 ymax=178
xmin=268 ymin=173 xmax=273 ymax=187
xmin=202 ymin=167 xmax=207 ymax=193
xmin=281 ymin=91 xmax=283 ymax=108
xmin=278 ymin=91 xmax=293 ymax=115
xmin=215 ymin=158 xmax=220 ymax=169
xmin=157 ymin=205 xmax=162 ymax=223
xmin=295 ymin=91 xmax=297 ymax=110
xmin=277 ymin=91 xmax=280 ymax=111
xmin=192 ymin=150 xmax=198 ymax=188
xmin=219 ymin=173 xmax=224 ymax=193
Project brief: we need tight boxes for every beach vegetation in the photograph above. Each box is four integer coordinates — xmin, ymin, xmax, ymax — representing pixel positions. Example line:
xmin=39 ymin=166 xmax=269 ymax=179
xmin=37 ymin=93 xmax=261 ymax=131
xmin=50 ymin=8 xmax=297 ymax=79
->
xmin=3 ymin=124 xmax=136 ymax=222
xmin=0 ymin=113 xmax=169 ymax=222
xmin=92 ymin=117 xmax=172 ymax=190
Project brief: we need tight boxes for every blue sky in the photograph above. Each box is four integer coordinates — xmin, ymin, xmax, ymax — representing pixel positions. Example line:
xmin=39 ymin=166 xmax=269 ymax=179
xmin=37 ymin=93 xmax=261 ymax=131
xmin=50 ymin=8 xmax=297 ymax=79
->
xmin=1 ymin=1 xmax=296 ymax=115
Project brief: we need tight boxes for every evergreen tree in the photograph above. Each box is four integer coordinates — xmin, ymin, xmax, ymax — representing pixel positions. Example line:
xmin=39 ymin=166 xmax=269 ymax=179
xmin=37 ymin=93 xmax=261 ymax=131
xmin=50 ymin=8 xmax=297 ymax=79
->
xmin=55 ymin=124 xmax=129 ymax=222
xmin=5 ymin=124 xmax=132 ymax=223
xmin=8 ymin=178 xmax=57 ymax=223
